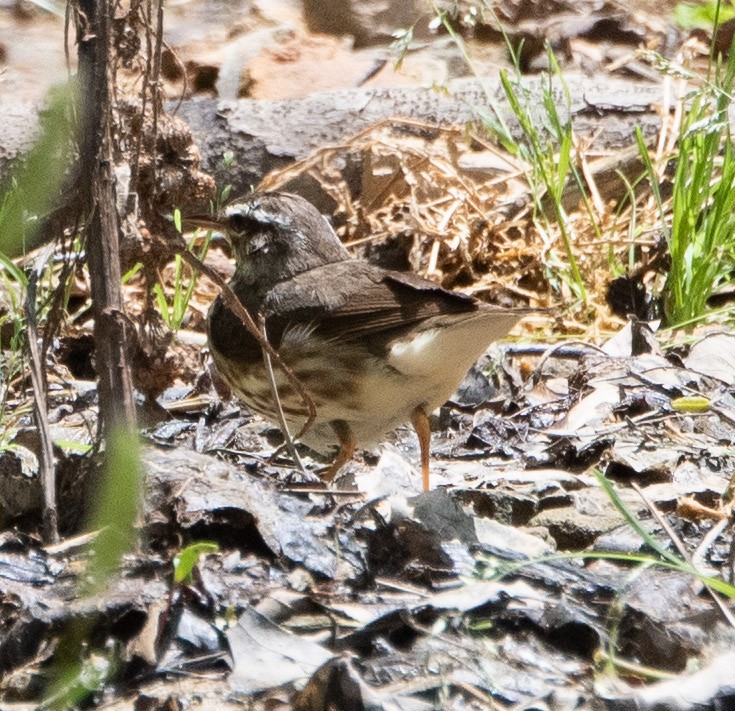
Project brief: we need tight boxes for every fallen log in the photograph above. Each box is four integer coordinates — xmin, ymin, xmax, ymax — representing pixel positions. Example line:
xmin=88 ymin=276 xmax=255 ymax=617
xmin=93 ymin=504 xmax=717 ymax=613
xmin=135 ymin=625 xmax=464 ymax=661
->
xmin=2 ymin=76 xmax=669 ymax=197
xmin=175 ymin=75 xmax=668 ymax=196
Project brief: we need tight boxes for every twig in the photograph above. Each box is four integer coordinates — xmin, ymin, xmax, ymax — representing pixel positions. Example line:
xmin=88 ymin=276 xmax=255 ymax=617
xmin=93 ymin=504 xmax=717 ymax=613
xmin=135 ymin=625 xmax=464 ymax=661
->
xmin=163 ymin=38 xmax=189 ymax=114
xmin=150 ymin=0 xmax=164 ymax=194
xmin=279 ymin=486 xmax=360 ymax=495
xmin=176 ymin=247 xmax=317 ymax=439
xmin=693 ymin=518 xmax=729 ymax=572
xmin=504 ymin=342 xmax=608 ymax=359
xmin=128 ymin=0 xmax=153 ymax=199
xmin=632 ymin=482 xmax=735 ymax=629
xmin=64 ymin=0 xmax=72 ymax=81
xmin=44 ymin=529 xmax=101 ymax=555
xmin=25 ymin=246 xmax=58 ymax=543
xmin=530 ymin=339 xmax=608 ymax=385
xmin=258 ymin=313 xmax=305 ymax=474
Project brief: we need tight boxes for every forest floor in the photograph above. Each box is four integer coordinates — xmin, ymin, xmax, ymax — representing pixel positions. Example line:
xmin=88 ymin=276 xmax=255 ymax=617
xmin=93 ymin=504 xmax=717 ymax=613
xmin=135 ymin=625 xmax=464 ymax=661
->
xmin=1 ymin=1 xmax=735 ymax=709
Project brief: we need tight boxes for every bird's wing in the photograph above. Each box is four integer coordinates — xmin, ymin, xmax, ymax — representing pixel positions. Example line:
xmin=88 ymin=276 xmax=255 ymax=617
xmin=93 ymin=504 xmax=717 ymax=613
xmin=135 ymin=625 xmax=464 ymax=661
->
xmin=264 ymin=261 xmax=520 ymax=357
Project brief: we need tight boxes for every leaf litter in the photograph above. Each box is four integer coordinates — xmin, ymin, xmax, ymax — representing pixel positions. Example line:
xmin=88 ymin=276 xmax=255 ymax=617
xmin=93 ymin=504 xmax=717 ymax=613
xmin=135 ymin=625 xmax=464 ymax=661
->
xmin=3 ymin=319 xmax=735 ymax=708
xmin=2 ymin=2 xmax=735 ymax=709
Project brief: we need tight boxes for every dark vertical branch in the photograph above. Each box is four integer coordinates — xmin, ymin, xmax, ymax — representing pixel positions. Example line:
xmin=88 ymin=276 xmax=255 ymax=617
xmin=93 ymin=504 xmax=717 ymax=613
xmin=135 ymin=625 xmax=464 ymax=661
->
xmin=128 ymin=0 xmax=152 ymax=199
xmin=26 ymin=254 xmax=58 ymax=543
xmin=150 ymin=0 xmax=164 ymax=195
xmin=76 ymin=0 xmax=136 ymax=435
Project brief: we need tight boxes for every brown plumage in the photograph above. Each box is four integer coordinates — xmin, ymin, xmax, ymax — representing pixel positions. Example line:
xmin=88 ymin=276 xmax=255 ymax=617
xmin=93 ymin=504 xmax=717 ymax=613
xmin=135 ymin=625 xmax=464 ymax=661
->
xmin=207 ymin=191 xmax=525 ymax=488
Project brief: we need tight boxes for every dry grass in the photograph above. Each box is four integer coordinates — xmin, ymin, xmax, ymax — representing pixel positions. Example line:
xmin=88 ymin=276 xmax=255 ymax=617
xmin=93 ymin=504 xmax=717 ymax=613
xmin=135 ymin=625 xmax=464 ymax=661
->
xmin=257 ymin=116 xmax=662 ymax=341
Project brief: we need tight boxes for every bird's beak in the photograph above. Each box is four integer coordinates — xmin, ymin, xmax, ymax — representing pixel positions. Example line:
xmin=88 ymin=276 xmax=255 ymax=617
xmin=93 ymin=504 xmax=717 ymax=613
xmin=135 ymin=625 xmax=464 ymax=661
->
xmin=164 ymin=213 xmax=231 ymax=252
xmin=180 ymin=214 xmax=225 ymax=233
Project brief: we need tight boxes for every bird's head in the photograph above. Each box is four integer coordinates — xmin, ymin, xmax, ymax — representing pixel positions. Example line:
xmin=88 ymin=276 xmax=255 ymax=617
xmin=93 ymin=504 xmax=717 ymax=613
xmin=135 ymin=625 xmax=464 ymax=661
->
xmin=219 ymin=192 xmax=350 ymax=289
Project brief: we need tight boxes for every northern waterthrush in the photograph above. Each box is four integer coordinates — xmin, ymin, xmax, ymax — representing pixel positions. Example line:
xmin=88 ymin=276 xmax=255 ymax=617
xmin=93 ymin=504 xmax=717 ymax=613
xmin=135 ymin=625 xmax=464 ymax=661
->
xmin=206 ymin=191 xmax=525 ymax=489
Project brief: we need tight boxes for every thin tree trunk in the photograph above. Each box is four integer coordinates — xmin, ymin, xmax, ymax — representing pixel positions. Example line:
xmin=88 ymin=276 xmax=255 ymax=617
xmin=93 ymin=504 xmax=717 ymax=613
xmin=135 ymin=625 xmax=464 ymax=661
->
xmin=76 ymin=0 xmax=136 ymax=434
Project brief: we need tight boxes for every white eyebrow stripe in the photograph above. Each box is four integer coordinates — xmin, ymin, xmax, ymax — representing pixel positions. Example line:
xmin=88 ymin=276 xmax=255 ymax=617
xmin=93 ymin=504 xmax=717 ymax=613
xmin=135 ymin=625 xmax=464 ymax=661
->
xmin=225 ymin=203 xmax=293 ymax=231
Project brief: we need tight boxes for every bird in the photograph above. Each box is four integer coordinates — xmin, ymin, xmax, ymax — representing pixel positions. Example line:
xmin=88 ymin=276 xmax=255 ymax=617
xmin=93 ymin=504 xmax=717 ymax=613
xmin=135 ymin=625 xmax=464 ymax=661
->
xmin=205 ymin=191 xmax=526 ymax=490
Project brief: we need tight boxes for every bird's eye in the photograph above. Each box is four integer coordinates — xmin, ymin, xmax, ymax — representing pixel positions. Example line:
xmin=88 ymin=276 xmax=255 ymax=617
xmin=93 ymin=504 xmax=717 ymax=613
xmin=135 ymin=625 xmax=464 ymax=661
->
xmin=228 ymin=212 xmax=251 ymax=234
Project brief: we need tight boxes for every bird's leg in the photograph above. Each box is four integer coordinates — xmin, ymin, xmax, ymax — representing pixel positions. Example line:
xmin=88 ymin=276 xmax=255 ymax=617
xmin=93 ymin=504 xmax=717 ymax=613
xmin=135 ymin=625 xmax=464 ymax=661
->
xmin=411 ymin=405 xmax=431 ymax=491
xmin=322 ymin=420 xmax=356 ymax=482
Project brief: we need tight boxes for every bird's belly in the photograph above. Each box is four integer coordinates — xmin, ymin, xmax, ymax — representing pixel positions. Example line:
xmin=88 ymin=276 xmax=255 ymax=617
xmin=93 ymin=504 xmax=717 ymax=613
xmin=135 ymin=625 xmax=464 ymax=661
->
xmin=212 ymin=348 xmax=370 ymax=450
xmin=214 ymin=355 xmax=422 ymax=451
xmin=212 ymin=337 xmax=476 ymax=452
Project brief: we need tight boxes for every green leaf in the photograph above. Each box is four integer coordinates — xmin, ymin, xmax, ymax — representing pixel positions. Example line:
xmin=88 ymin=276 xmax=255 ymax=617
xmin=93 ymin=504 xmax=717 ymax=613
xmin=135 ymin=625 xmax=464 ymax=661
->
xmin=674 ymin=1 xmax=735 ymax=29
xmin=152 ymin=283 xmax=171 ymax=328
xmin=121 ymin=262 xmax=143 ymax=285
xmin=671 ymin=395 xmax=711 ymax=413
xmin=0 ymin=85 xmax=74 ymax=258
xmin=173 ymin=541 xmax=219 ymax=584
xmin=53 ymin=440 xmax=93 ymax=454
xmin=594 ymin=470 xmax=683 ymax=566
xmin=0 ymin=251 xmax=28 ymax=286
xmin=87 ymin=428 xmax=141 ymax=586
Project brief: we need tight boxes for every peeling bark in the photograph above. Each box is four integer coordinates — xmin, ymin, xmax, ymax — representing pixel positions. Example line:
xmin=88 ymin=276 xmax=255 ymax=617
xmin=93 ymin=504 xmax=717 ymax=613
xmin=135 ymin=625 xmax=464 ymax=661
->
xmin=76 ymin=0 xmax=136 ymax=435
